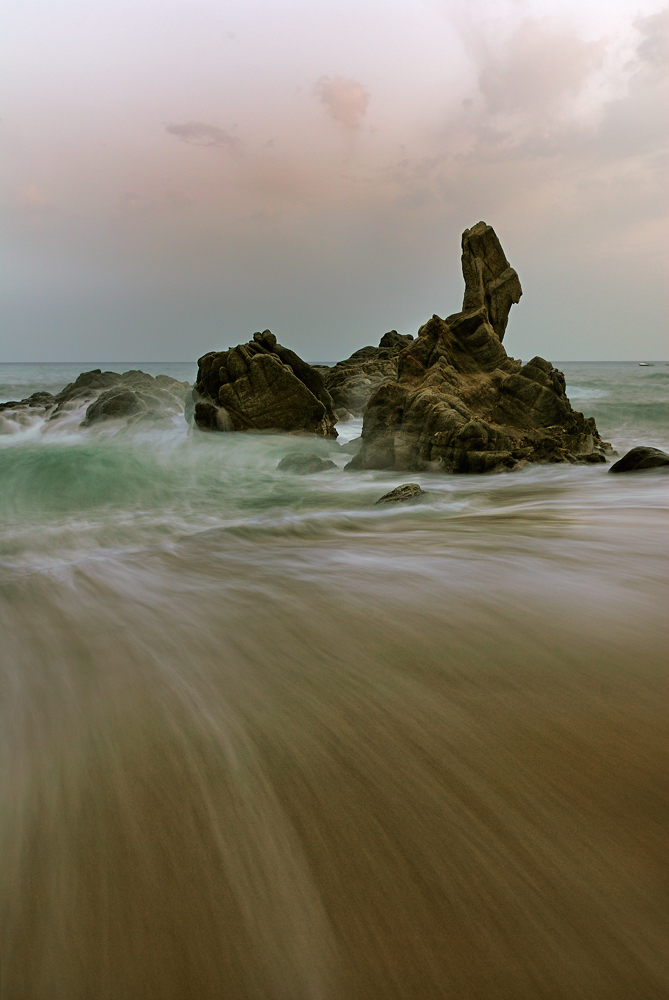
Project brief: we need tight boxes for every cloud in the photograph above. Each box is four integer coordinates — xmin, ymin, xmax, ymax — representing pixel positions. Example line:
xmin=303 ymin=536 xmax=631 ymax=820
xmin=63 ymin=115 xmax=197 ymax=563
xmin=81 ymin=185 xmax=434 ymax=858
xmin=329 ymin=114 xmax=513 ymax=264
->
xmin=477 ymin=19 xmax=604 ymax=121
xmin=341 ymin=7 xmax=667 ymax=237
xmin=634 ymin=6 xmax=669 ymax=76
xmin=315 ymin=76 xmax=369 ymax=129
xmin=164 ymin=121 xmax=238 ymax=149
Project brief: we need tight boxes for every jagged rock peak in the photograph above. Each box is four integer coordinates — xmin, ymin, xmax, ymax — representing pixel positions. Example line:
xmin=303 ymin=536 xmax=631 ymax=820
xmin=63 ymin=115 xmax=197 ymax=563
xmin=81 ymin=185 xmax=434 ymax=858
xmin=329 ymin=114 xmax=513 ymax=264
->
xmin=346 ymin=223 xmax=610 ymax=474
xmin=460 ymin=222 xmax=522 ymax=342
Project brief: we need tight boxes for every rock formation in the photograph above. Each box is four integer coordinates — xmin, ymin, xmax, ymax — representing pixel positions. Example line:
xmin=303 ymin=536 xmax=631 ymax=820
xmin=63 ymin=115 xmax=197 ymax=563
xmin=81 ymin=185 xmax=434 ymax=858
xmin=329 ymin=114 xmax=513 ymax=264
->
xmin=347 ymin=222 xmax=610 ymax=474
xmin=609 ymin=446 xmax=669 ymax=472
xmin=0 ymin=370 xmax=190 ymax=428
xmin=315 ymin=330 xmax=414 ymax=419
xmin=192 ymin=330 xmax=337 ymax=437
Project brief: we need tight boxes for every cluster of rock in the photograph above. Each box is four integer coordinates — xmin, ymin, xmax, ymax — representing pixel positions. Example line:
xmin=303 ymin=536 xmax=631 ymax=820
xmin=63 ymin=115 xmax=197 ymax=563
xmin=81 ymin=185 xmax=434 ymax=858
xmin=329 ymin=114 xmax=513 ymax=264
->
xmin=188 ymin=223 xmax=621 ymax=475
xmin=7 ymin=221 xmax=662 ymax=479
xmin=192 ymin=330 xmax=337 ymax=437
xmin=0 ymin=369 xmax=190 ymax=427
xmin=313 ymin=330 xmax=414 ymax=420
xmin=347 ymin=222 xmax=610 ymax=473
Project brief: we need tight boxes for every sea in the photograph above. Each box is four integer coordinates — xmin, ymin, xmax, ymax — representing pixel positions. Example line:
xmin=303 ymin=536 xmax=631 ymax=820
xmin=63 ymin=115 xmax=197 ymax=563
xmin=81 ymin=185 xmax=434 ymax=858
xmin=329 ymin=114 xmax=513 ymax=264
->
xmin=1 ymin=360 xmax=668 ymax=999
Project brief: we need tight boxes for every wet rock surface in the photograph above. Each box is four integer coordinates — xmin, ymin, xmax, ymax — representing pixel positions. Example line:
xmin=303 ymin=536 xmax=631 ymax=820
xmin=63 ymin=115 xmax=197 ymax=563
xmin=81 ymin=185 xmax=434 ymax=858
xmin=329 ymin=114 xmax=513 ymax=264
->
xmin=193 ymin=330 xmax=337 ymax=437
xmin=277 ymin=452 xmax=337 ymax=474
xmin=0 ymin=370 xmax=190 ymax=427
xmin=609 ymin=446 xmax=669 ymax=473
xmin=375 ymin=483 xmax=426 ymax=504
xmin=347 ymin=222 xmax=610 ymax=474
xmin=316 ymin=330 xmax=414 ymax=419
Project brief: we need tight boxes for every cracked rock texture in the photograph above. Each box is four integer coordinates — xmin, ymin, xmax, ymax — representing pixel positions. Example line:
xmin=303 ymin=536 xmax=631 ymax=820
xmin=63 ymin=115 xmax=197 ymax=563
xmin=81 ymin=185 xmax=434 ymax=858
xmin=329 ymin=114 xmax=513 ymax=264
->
xmin=192 ymin=330 xmax=337 ymax=437
xmin=347 ymin=222 xmax=610 ymax=474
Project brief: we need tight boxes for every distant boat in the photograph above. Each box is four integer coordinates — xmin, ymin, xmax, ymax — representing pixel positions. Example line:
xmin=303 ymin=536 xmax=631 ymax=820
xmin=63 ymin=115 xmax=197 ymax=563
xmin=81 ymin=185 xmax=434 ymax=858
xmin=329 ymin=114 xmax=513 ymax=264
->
xmin=638 ymin=362 xmax=654 ymax=367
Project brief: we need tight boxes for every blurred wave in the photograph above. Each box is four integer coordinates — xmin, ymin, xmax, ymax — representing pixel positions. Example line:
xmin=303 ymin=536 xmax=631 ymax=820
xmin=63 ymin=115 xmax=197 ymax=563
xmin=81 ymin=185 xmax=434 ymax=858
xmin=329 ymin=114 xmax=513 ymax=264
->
xmin=0 ymin=361 xmax=667 ymax=998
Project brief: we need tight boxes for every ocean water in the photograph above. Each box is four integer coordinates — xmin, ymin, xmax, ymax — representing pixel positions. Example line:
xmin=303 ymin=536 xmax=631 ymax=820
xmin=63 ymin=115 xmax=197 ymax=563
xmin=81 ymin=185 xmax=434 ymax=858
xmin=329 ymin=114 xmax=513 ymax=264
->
xmin=1 ymin=360 xmax=668 ymax=999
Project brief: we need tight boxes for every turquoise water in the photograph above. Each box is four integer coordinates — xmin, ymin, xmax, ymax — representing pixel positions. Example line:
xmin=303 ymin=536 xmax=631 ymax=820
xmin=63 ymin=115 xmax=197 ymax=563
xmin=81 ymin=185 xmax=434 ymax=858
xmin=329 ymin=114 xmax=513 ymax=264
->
xmin=559 ymin=361 xmax=669 ymax=452
xmin=1 ymin=359 xmax=667 ymax=999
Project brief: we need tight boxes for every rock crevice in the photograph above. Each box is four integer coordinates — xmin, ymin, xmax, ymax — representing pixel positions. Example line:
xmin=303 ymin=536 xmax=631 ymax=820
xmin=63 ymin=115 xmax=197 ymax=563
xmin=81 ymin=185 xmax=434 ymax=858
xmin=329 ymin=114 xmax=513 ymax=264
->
xmin=315 ymin=330 xmax=414 ymax=419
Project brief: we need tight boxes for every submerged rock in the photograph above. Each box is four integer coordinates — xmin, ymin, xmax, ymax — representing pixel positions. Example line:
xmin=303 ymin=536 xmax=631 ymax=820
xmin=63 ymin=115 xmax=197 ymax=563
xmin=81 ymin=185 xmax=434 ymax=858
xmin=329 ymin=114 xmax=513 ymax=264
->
xmin=192 ymin=330 xmax=337 ymax=437
xmin=277 ymin=452 xmax=337 ymax=474
xmin=609 ymin=446 xmax=669 ymax=473
xmin=347 ymin=222 xmax=610 ymax=474
xmin=0 ymin=370 xmax=190 ymax=428
xmin=375 ymin=483 xmax=426 ymax=504
xmin=317 ymin=330 xmax=414 ymax=419
xmin=339 ymin=436 xmax=363 ymax=455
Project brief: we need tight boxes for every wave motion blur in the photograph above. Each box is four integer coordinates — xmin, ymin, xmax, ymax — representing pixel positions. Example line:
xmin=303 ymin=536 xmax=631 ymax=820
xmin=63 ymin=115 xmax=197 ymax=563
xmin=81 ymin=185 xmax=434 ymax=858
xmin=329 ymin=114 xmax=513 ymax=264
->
xmin=1 ymin=362 xmax=668 ymax=999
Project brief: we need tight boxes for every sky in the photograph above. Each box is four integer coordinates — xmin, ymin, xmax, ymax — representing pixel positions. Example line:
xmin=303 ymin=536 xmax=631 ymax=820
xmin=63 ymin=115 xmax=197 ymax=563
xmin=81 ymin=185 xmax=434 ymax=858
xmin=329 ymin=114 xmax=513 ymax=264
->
xmin=2 ymin=0 xmax=667 ymax=362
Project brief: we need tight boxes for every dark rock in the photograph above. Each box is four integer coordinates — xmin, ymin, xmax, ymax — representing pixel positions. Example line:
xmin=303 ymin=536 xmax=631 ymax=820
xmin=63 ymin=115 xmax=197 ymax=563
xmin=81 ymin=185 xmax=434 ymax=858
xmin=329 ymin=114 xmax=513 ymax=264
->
xmin=192 ymin=329 xmax=337 ymax=437
xmin=84 ymin=389 xmax=145 ymax=423
xmin=0 ymin=391 xmax=55 ymax=412
xmin=320 ymin=330 xmax=414 ymax=417
xmin=609 ymin=446 xmax=669 ymax=473
xmin=79 ymin=374 xmax=189 ymax=426
xmin=192 ymin=400 xmax=233 ymax=431
xmin=347 ymin=223 xmax=610 ymax=474
xmin=375 ymin=483 xmax=426 ymax=504
xmin=277 ymin=452 xmax=337 ymax=474
xmin=0 ymin=370 xmax=190 ymax=427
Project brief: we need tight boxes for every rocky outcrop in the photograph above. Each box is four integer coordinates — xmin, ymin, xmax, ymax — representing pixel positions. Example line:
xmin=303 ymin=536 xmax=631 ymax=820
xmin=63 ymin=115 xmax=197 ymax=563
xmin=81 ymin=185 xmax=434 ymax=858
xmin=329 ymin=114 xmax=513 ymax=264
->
xmin=0 ymin=370 xmax=190 ymax=428
xmin=192 ymin=330 xmax=337 ymax=437
xmin=609 ymin=446 xmax=669 ymax=472
xmin=347 ymin=222 xmax=609 ymax=474
xmin=316 ymin=330 xmax=414 ymax=419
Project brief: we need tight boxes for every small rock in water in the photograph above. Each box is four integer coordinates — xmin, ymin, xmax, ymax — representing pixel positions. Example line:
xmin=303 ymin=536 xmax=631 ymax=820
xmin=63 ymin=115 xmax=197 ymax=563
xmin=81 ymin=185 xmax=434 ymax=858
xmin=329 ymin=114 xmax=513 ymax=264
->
xmin=375 ymin=483 xmax=426 ymax=504
xmin=608 ymin=446 xmax=669 ymax=473
xmin=339 ymin=436 xmax=363 ymax=455
xmin=277 ymin=452 xmax=337 ymax=474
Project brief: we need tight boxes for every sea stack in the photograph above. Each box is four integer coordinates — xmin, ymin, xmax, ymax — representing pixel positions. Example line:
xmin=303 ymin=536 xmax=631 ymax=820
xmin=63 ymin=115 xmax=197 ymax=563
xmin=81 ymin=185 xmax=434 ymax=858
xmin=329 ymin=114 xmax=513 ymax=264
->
xmin=347 ymin=222 xmax=609 ymax=473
